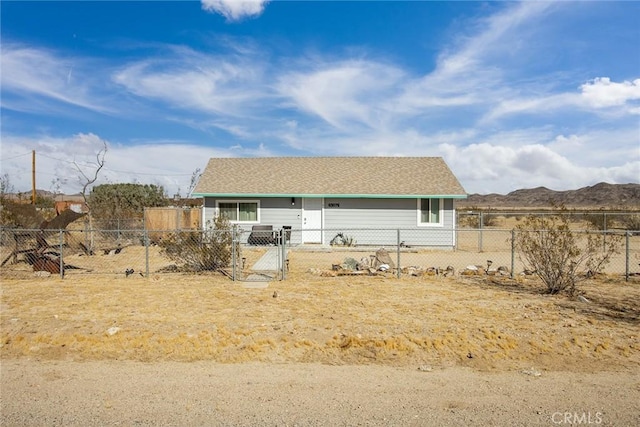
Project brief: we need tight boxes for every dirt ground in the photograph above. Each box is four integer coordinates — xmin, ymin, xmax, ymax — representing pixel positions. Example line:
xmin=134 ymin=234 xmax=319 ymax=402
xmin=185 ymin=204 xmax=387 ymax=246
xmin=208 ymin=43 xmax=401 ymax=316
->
xmin=1 ymin=269 xmax=639 ymax=425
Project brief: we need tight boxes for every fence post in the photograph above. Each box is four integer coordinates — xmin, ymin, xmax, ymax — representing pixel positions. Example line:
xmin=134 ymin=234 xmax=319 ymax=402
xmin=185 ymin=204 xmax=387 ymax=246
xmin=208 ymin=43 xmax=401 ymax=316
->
xmin=144 ymin=229 xmax=150 ymax=278
xmin=603 ymin=212 xmax=607 ymax=252
xmin=625 ymin=231 xmax=630 ymax=282
xmin=59 ymin=229 xmax=64 ymax=279
xmin=479 ymin=212 xmax=484 ymax=252
xmin=84 ymin=218 xmax=90 ymax=254
xmin=281 ymin=228 xmax=287 ymax=281
xmin=231 ymin=226 xmax=236 ymax=281
xmin=510 ymin=229 xmax=515 ymax=279
xmin=396 ymin=229 xmax=401 ymax=278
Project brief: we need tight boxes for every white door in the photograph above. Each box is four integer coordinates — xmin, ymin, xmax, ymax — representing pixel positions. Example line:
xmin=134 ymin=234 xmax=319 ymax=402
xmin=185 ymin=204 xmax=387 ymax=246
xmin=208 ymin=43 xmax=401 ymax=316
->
xmin=302 ymin=198 xmax=323 ymax=244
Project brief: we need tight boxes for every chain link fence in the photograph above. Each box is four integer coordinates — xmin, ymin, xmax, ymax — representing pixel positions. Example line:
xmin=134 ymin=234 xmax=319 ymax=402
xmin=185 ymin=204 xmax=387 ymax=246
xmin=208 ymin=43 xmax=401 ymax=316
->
xmin=2 ymin=225 xmax=639 ymax=281
xmin=457 ymin=210 xmax=640 ymax=232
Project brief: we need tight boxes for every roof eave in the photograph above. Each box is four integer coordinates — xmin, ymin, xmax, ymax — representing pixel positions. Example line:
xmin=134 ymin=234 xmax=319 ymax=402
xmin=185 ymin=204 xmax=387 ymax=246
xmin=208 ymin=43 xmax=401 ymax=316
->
xmin=191 ymin=193 xmax=468 ymax=199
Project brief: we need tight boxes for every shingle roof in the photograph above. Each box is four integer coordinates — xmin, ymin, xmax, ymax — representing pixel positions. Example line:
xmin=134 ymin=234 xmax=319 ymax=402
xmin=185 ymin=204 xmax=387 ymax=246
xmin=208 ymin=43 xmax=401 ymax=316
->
xmin=192 ymin=157 xmax=467 ymax=198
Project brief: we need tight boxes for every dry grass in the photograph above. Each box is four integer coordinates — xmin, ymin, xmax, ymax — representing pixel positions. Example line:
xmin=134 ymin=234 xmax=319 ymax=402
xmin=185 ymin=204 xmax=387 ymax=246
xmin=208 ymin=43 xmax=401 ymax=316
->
xmin=2 ymin=215 xmax=638 ymax=371
xmin=1 ymin=270 xmax=638 ymax=372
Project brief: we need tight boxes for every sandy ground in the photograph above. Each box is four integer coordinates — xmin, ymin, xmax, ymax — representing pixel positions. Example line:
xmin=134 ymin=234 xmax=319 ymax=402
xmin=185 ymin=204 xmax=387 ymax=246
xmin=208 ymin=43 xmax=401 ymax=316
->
xmin=2 ymin=360 xmax=639 ymax=426
xmin=1 ymin=269 xmax=639 ymax=425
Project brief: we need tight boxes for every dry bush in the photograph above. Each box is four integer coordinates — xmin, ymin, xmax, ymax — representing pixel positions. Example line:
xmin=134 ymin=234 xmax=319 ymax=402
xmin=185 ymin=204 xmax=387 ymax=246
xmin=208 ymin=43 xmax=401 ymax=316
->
xmin=619 ymin=214 xmax=640 ymax=232
xmin=458 ymin=211 xmax=498 ymax=228
xmin=159 ymin=215 xmax=235 ymax=271
xmin=514 ymin=213 xmax=622 ymax=295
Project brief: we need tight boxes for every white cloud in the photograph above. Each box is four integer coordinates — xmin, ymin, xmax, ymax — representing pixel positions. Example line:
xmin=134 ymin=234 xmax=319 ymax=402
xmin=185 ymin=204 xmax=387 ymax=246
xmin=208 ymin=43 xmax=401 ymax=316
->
xmin=2 ymin=3 xmax=637 ymax=197
xmin=201 ymin=0 xmax=268 ymax=22
xmin=0 ymin=45 xmax=113 ymax=114
xmin=481 ymin=77 xmax=640 ymax=122
xmin=580 ymin=77 xmax=640 ymax=110
xmin=0 ymin=133 xmax=267 ymax=196
xmin=438 ymin=141 xmax=640 ymax=194
xmin=277 ymin=60 xmax=404 ymax=131
xmin=397 ymin=2 xmax=554 ymax=113
xmin=112 ymin=52 xmax=266 ymax=117
xmin=480 ymin=93 xmax=579 ymax=122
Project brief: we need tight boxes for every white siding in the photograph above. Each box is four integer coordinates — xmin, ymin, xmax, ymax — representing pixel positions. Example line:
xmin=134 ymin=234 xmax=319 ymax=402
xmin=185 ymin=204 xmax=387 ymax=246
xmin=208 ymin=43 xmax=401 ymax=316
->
xmin=203 ymin=197 xmax=457 ymax=247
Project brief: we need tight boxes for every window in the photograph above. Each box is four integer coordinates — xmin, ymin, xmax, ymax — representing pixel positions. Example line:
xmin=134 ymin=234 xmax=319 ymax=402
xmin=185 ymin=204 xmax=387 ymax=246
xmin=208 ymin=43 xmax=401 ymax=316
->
xmin=418 ymin=198 xmax=442 ymax=226
xmin=217 ymin=201 xmax=259 ymax=223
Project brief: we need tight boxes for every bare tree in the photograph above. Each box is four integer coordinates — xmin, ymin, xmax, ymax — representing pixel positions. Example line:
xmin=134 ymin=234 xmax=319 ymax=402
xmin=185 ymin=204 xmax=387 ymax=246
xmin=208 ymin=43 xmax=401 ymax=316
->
xmin=74 ymin=140 xmax=107 ymax=211
xmin=187 ymin=167 xmax=202 ymax=197
xmin=0 ymin=173 xmax=13 ymax=198
xmin=73 ymin=140 xmax=107 ymax=251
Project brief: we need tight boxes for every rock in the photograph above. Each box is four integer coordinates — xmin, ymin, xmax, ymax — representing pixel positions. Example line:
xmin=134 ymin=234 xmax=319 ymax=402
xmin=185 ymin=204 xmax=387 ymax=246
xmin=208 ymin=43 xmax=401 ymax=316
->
xmin=374 ymin=248 xmax=395 ymax=269
xmin=425 ymin=267 xmax=439 ymax=276
xmin=497 ymin=266 xmax=510 ymax=274
xmin=417 ymin=365 xmax=433 ymax=372
xmin=106 ymin=327 xmax=121 ymax=336
xmin=357 ymin=257 xmax=370 ymax=271
xmin=521 ymin=368 xmax=542 ymax=377
xmin=342 ymin=257 xmax=358 ymax=271
xmin=34 ymin=271 xmax=51 ymax=278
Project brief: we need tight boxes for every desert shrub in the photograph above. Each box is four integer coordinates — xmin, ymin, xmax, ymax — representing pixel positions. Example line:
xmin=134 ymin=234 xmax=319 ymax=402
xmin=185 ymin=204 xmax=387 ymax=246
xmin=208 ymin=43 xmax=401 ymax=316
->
xmin=330 ymin=232 xmax=357 ymax=247
xmin=458 ymin=214 xmax=479 ymax=228
xmin=0 ymin=199 xmax=20 ymax=227
xmin=482 ymin=214 xmax=498 ymax=227
xmin=583 ymin=212 xmax=607 ymax=230
xmin=619 ymin=214 xmax=640 ymax=231
xmin=514 ymin=213 xmax=621 ymax=296
xmin=458 ymin=212 xmax=497 ymax=228
xmin=159 ymin=215 xmax=235 ymax=271
xmin=89 ymin=183 xmax=167 ymax=220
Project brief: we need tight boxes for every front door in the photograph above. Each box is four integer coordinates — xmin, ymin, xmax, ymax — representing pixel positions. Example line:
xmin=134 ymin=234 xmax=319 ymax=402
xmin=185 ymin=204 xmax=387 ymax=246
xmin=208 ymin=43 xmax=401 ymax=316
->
xmin=302 ymin=198 xmax=323 ymax=244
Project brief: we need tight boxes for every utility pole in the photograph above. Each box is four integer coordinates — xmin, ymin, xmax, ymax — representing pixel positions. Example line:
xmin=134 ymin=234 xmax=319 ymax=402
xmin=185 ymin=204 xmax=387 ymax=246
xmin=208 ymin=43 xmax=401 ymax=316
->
xmin=32 ymin=150 xmax=36 ymax=204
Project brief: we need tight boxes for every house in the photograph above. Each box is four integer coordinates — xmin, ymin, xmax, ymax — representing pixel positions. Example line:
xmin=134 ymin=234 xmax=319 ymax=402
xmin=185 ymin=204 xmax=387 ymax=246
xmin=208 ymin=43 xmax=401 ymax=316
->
xmin=191 ymin=157 xmax=467 ymax=248
xmin=54 ymin=200 xmax=88 ymax=215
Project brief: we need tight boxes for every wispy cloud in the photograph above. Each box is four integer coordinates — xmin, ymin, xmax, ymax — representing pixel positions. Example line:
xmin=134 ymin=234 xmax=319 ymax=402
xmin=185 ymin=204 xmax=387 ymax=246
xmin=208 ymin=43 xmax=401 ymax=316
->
xmin=276 ymin=59 xmax=404 ymax=131
xmin=1 ymin=2 xmax=637 ymax=195
xmin=112 ymin=50 xmax=267 ymax=117
xmin=0 ymin=45 xmax=114 ymax=114
xmin=201 ymin=0 xmax=269 ymax=22
xmin=397 ymin=2 xmax=555 ymax=113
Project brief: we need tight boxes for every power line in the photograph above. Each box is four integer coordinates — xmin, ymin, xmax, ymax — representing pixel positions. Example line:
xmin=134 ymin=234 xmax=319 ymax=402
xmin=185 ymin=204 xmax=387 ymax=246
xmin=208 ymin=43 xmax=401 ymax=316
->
xmin=102 ymin=167 xmax=192 ymax=177
xmin=0 ymin=151 xmax=32 ymax=161
xmin=37 ymin=152 xmax=87 ymax=165
xmin=35 ymin=152 xmax=192 ymax=177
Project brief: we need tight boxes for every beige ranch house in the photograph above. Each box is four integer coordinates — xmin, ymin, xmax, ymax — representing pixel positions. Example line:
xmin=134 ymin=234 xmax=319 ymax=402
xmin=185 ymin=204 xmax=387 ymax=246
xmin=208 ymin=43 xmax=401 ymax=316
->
xmin=192 ymin=157 xmax=467 ymax=248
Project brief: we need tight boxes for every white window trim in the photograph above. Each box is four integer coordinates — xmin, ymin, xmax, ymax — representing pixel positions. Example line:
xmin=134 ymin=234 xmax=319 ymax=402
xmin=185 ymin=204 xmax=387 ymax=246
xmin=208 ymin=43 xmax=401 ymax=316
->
xmin=417 ymin=198 xmax=444 ymax=227
xmin=215 ymin=199 xmax=261 ymax=224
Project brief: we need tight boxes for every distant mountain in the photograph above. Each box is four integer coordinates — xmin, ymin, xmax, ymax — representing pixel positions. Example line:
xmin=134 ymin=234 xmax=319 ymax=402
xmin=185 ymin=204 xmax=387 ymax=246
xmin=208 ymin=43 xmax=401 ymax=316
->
xmin=457 ymin=183 xmax=640 ymax=209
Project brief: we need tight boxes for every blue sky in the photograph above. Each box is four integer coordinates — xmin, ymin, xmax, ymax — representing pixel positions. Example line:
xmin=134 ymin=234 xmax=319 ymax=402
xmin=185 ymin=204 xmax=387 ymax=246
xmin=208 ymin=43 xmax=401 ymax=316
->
xmin=1 ymin=0 xmax=639 ymax=197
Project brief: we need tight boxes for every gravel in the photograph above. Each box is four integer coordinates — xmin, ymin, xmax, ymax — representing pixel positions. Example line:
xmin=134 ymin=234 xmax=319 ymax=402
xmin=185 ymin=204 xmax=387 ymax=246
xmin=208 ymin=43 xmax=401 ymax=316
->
xmin=2 ymin=360 xmax=639 ymax=426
